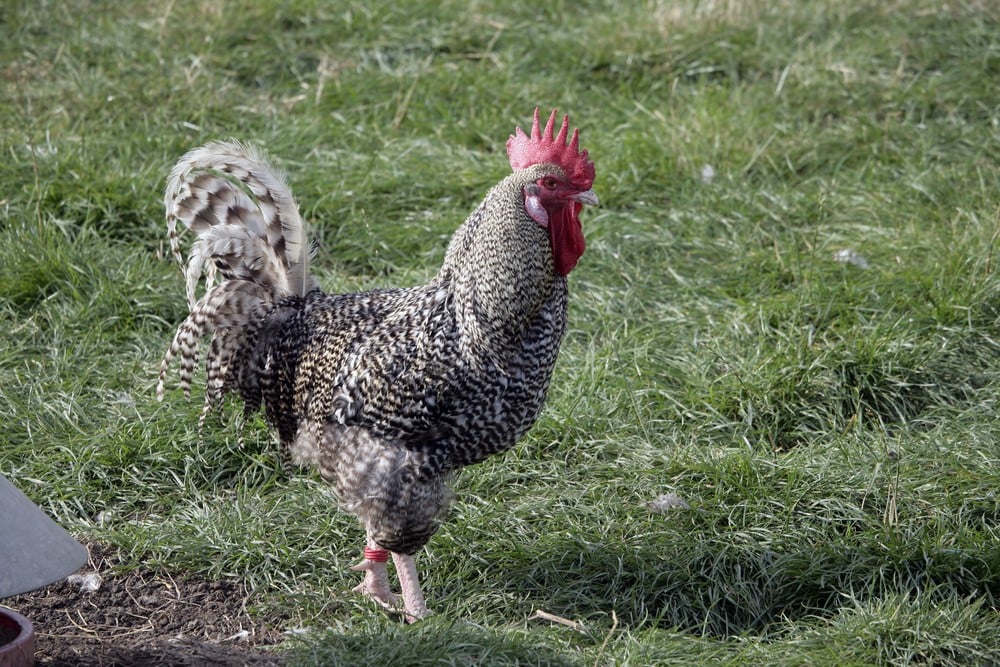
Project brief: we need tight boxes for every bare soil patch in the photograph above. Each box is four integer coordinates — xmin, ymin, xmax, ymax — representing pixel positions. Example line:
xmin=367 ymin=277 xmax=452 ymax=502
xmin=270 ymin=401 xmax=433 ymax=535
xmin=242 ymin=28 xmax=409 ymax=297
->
xmin=4 ymin=542 xmax=288 ymax=666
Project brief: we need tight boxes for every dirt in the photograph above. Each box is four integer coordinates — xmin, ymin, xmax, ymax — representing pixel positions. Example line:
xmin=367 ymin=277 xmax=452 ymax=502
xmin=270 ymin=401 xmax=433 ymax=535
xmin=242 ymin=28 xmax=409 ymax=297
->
xmin=3 ymin=542 xmax=289 ymax=666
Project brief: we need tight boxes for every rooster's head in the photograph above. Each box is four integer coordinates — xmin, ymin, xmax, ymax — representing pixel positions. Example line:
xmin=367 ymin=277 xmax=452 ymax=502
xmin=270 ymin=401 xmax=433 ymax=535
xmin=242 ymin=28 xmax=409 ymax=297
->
xmin=506 ymin=108 xmax=597 ymax=276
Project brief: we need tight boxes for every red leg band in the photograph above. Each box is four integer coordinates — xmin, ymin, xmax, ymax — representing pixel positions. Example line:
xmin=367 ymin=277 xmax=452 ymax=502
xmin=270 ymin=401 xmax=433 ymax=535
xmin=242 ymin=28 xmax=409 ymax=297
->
xmin=364 ymin=547 xmax=390 ymax=562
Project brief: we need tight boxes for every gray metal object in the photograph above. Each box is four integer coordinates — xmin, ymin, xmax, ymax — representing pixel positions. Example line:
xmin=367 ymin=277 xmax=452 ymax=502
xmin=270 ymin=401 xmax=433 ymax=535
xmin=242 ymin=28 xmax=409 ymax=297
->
xmin=0 ymin=473 xmax=87 ymax=598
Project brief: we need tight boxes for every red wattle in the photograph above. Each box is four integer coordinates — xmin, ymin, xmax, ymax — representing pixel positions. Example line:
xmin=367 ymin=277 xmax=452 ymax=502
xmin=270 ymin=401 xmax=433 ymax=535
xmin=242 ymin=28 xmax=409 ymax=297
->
xmin=550 ymin=202 xmax=585 ymax=276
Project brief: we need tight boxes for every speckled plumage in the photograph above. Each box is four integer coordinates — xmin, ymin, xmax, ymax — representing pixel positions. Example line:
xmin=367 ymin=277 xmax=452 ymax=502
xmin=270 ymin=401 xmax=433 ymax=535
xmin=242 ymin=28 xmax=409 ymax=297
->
xmin=158 ymin=110 xmax=596 ymax=617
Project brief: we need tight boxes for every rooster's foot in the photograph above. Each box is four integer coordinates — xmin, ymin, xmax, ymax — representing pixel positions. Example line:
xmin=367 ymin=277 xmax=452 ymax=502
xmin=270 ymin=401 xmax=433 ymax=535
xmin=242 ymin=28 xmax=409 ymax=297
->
xmin=349 ymin=553 xmax=431 ymax=623
xmin=350 ymin=558 xmax=399 ymax=609
xmin=392 ymin=552 xmax=430 ymax=623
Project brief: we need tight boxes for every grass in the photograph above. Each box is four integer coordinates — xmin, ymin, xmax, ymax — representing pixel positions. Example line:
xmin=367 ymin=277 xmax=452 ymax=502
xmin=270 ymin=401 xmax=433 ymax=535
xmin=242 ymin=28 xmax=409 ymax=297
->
xmin=2 ymin=0 xmax=1000 ymax=664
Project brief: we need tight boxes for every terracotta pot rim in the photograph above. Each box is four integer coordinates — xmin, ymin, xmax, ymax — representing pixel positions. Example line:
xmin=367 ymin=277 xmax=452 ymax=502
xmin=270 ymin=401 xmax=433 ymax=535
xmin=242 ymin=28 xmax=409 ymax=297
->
xmin=0 ymin=605 xmax=35 ymax=667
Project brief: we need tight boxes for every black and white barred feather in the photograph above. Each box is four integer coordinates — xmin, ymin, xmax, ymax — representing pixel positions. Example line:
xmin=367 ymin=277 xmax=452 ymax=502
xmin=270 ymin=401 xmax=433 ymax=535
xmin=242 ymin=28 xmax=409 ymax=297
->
xmin=164 ymin=140 xmax=314 ymax=307
xmin=156 ymin=142 xmax=316 ymax=423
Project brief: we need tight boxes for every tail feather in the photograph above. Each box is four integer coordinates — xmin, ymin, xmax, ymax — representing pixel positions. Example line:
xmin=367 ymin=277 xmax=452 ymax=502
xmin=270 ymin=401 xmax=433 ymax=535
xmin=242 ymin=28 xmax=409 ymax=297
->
xmin=159 ymin=140 xmax=316 ymax=417
xmin=184 ymin=224 xmax=291 ymax=302
xmin=157 ymin=279 xmax=273 ymax=401
xmin=164 ymin=140 xmax=314 ymax=308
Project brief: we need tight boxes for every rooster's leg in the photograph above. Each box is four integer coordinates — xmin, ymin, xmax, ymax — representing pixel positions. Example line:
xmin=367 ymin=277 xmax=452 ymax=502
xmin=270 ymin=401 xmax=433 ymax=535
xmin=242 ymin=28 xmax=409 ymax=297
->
xmin=391 ymin=552 xmax=429 ymax=622
xmin=350 ymin=539 xmax=397 ymax=609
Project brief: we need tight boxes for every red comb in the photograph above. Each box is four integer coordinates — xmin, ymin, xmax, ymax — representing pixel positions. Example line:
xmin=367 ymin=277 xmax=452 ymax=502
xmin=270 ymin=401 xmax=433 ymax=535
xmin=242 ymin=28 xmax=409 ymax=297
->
xmin=506 ymin=108 xmax=595 ymax=190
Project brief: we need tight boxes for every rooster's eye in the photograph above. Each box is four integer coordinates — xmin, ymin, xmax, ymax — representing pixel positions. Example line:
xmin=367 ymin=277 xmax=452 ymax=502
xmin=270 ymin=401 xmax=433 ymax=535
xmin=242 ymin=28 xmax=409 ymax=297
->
xmin=542 ymin=177 xmax=558 ymax=190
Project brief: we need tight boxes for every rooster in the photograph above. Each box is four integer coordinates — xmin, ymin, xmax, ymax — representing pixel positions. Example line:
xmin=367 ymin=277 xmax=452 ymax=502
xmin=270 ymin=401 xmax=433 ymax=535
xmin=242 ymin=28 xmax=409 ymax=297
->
xmin=157 ymin=109 xmax=597 ymax=620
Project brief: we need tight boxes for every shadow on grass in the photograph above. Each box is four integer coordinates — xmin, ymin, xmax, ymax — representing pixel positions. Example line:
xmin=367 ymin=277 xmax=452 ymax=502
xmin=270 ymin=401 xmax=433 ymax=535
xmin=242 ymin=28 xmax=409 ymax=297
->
xmin=289 ymin=617 xmax=576 ymax=667
xmin=494 ymin=531 xmax=1000 ymax=638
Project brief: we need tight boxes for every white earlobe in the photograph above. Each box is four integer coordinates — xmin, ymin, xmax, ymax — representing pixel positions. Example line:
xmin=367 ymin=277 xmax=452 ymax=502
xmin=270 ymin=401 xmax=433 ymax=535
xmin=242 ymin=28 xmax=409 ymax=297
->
xmin=524 ymin=195 xmax=549 ymax=228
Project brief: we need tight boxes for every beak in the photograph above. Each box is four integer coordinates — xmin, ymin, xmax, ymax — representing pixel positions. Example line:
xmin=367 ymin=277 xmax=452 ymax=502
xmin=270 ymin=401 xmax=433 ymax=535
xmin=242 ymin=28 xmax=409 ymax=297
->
xmin=573 ymin=189 xmax=599 ymax=206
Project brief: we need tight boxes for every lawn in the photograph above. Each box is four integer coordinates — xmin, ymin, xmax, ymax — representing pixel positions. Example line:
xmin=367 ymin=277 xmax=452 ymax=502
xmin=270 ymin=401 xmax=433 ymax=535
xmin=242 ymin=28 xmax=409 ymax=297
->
xmin=2 ymin=0 xmax=999 ymax=664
